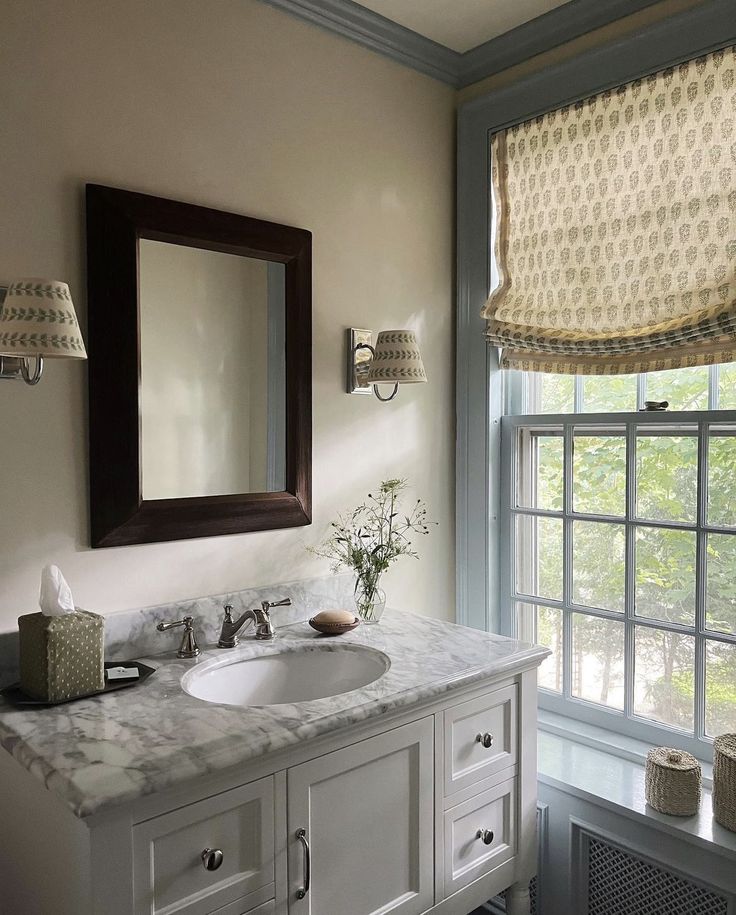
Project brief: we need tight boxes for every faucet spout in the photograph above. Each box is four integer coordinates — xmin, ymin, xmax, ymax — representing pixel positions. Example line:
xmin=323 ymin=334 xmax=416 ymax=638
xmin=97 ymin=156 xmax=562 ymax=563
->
xmin=217 ymin=606 xmax=256 ymax=648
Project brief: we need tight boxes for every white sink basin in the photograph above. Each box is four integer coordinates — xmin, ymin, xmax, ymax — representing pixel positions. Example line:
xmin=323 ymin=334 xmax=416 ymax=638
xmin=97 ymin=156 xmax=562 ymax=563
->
xmin=181 ymin=644 xmax=390 ymax=707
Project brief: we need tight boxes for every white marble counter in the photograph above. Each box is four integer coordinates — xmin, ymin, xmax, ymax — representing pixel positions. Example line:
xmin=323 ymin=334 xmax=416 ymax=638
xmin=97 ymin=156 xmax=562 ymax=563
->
xmin=0 ymin=610 xmax=546 ymax=819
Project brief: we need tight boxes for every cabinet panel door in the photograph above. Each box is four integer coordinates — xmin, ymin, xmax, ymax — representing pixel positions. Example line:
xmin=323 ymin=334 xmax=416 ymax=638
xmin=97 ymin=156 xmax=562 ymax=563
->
xmin=287 ymin=718 xmax=434 ymax=915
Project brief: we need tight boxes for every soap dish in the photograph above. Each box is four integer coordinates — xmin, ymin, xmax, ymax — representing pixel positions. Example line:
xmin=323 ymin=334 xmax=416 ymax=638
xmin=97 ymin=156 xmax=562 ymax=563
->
xmin=0 ymin=661 xmax=156 ymax=708
xmin=309 ymin=609 xmax=360 ymax=636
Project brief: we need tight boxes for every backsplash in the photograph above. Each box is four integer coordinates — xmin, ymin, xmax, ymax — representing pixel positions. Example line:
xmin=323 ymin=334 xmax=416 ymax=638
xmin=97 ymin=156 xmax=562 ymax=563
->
xmin=0 ymin=573 xmax=354 ymax=689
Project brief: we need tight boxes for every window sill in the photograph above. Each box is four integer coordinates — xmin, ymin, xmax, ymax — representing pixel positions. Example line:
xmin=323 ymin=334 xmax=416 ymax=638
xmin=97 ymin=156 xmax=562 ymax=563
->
xmin=538 ymin=713 xmax=736 ymax=860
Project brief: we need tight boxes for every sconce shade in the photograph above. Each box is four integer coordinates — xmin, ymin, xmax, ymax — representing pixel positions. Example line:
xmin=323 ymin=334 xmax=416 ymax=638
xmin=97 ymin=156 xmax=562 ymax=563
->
xmin=366 ymin=330 xmax=427 ymax=385
xmin=0 ymin=279 xmax=87 ymax=359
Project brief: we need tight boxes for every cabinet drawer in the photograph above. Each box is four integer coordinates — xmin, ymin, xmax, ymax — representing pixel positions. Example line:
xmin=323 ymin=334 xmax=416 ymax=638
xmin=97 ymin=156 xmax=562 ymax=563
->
xmin=443 ymin=684 xmax=517 ymax=796
xmin=133 ymin=777 xmax=274 ymax=915
xmin=443 ymin=777 xmax=516 ymax=894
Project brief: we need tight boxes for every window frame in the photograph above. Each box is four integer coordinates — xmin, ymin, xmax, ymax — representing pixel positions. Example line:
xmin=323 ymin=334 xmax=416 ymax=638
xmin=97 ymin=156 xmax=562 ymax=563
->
xmin=455 ymin=0 xmax=736 ymax=758
xmin=500 ymin=402 xmax=736 ymax=760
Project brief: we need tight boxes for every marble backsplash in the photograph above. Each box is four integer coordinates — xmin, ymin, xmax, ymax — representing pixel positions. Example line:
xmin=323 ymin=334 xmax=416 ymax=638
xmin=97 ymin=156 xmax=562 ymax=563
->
xmin=0 ymin=573 xmax=355 ymax=688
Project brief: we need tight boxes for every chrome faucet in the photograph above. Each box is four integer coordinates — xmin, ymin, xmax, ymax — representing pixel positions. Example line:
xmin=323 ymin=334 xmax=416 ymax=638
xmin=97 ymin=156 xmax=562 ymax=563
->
xmin=218 ymin=598 xmax=291 ymax=648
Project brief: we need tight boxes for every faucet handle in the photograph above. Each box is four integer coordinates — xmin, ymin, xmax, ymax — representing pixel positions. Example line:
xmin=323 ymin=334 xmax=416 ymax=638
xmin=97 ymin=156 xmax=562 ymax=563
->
xmin=261 ymin=598 xmax=291 ymax=612
xmin=223 ymin=604 xmax=235 ymax=622
xmin=156 ymin=615 xmax=200 ymax=659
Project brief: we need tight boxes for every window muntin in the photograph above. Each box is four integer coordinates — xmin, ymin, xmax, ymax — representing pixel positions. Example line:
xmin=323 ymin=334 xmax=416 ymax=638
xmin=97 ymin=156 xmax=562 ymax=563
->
xmin=505 ymin=398 xmax=736 ymax=751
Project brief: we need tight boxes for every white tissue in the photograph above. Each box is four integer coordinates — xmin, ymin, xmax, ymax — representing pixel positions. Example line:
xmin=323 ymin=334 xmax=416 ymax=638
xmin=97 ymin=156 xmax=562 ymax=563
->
xmin=39 ymin=564 xmax=75 ymax=616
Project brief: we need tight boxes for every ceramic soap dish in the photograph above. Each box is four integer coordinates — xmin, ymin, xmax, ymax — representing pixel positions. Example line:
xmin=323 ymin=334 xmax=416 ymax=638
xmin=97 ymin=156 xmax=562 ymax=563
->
xmin=309 ymin=609 xmax=360 ymax=636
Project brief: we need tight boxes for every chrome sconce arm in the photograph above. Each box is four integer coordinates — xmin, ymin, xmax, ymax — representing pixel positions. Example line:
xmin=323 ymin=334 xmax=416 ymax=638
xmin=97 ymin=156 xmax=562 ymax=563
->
xmin=0 ymin=354 xmax=44 ymax=385
xmin=353 ymin=341 xmax=398 ymax=402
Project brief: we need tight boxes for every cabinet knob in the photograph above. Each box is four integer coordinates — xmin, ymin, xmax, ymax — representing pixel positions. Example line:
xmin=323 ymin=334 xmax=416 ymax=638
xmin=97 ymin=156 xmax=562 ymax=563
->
xmin=201 ymin=847 xmax=224 ymax=871
xmin=476 ymin=829 xmax=494 ymax=846
xmin=476 ymin=732 xmax=494 ymax=749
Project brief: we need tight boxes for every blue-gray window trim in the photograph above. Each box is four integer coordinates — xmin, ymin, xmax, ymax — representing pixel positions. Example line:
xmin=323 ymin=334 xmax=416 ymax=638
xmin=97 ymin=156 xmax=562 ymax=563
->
xmin=455 ymin=0 xmax=736 ymax=634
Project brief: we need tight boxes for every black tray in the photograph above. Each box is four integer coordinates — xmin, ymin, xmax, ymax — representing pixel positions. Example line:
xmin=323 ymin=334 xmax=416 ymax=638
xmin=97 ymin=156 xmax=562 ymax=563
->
xmin=0 ymin=661 xmax=156 ymax=708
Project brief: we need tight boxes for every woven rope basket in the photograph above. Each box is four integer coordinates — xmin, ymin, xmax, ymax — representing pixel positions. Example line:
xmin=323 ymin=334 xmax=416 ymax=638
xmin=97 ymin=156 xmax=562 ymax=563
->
xmin=713 ymin=734 xmax=736 ymax=832
xmin=645 ymin=747 xmax=701 ymax=816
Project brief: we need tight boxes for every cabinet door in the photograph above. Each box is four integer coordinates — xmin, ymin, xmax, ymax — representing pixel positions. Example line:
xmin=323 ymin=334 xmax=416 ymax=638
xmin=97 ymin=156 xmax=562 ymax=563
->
xmin=287 ymin=718 xmax=434 ymax=915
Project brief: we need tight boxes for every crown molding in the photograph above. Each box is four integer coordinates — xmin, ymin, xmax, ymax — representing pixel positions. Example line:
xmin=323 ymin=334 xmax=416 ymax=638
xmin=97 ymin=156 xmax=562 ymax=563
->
xmin=258 ymin=0 xmax=667 ymax=88
xmin=259 ymin=0 xmax=461 ymax=85
xmin=460 ymin=0 xmax=668 ymax=87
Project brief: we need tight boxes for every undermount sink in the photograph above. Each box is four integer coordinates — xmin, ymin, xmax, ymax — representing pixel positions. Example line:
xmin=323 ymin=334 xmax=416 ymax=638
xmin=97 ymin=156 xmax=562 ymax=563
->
xmin=181 ymin=644 xmax=390 ymax=707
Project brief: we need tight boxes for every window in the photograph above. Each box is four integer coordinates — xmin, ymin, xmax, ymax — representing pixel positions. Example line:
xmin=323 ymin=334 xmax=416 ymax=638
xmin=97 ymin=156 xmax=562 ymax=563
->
xmin=503 ymin=368 xmax=736 ymax=751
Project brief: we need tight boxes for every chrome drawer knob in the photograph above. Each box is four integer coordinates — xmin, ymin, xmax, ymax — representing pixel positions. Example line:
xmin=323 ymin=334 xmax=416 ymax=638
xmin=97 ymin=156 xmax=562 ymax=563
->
xmin=477 ymin=829 xmax=494 ymax=846
xmin=201 ymin=847 xmax=224 ymax=871
xmin=476 ymin=732 xmax=494 ymax=749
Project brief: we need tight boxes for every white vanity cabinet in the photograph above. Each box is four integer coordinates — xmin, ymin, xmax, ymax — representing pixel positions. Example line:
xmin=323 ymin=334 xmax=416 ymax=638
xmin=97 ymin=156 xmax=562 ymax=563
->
xmin=0 ymin=666 xmax=540 ymax=915
xmin=287 ymin=717 xmax=435 ymax=915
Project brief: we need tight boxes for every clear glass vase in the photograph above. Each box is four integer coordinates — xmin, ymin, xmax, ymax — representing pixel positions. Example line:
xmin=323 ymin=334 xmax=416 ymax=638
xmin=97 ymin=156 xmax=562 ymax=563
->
xmin=354 ymin=578 xmax=386 ymax=624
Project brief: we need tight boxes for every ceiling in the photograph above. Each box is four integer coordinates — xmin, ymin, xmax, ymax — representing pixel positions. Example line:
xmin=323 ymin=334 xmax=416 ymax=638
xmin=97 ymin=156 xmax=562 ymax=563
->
xmin=354 ymin=0 xmax=572 ymax=53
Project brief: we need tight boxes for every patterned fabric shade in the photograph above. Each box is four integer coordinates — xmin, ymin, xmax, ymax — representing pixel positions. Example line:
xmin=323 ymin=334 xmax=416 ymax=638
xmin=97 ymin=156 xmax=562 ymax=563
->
xmin=366 ymin=330 xmax=427 ymax=384
xmin=483 ymin=45 xmax=736 ymax=375
xmin=0 ymin=279 xmax=87 ymax=359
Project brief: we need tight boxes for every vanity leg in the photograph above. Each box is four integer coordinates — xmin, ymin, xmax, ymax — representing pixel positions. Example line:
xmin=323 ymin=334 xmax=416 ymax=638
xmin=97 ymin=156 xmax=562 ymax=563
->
xmin=506 ymin=881 xmax=531 ymax=915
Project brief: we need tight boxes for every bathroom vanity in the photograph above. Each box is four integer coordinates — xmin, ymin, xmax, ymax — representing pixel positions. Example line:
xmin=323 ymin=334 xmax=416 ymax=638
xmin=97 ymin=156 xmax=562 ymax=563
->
xmin=0 ymin=610 xmax=548 ymax=915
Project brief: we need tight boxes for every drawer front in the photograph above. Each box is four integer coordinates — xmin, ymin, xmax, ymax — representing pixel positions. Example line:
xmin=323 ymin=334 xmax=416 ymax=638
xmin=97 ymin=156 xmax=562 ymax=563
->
xmin=443 ymin=684 xmax=517 ymax=796
xmin=133 ymin=777 xmax=274 ymax=915
xmin=443 ymin=778 xmax=516 ymax=894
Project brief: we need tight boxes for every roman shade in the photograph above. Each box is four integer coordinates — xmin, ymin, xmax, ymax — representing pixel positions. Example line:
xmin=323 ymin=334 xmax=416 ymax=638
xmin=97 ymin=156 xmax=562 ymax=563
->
xmin=483 ymin=45 xmax=736 ymax=375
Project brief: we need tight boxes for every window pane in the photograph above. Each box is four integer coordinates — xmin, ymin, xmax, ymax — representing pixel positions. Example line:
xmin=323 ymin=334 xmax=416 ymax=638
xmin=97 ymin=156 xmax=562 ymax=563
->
xmin=718 ymin=363 xmax=736 ymax=410
xmin=634 ymin=627 xmax=694 ymax=730
xmin=573 ymin=521 xmax=625 ymax=612
xmin=635 ymin=527 xmax=696 ymax=626
xmin=706 ymin=533 xmax=736 ymax=635
xmin=517 ymin=433 xmax=563 ymax=511
xmin=573 ymin=433 xmax=626 ymax=516
xmin=645 ymin=366 xmax=709 ymax=411
xmin=708 ymin=431 xmax=736 ymax=528
xmin=572 ymin=613 xmax=624 ymax=709
xmin=581 ymin=375 xmax=638 ymax=413
xmin=517 ymin=602 xmax=563 ymax=693
xmin=636 ymin=434 xmax=697 ymax=523
xmin=527 ymin=373 xmax=574 ymax=414
xmin=515 ymin=515 xmax=563 ymax=602
xmin=706 ymin=640 xmax=736 ymax=738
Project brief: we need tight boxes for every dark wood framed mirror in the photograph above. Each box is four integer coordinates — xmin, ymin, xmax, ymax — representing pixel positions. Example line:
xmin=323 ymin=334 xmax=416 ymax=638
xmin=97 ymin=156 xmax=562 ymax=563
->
xmin=86 ymin=184 xmax=311 ymax=547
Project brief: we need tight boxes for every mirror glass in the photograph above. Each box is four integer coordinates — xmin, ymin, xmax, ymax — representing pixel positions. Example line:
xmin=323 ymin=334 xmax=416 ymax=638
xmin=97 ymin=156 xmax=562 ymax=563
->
xmin=138 ymin=239 xmax=286 ymax=500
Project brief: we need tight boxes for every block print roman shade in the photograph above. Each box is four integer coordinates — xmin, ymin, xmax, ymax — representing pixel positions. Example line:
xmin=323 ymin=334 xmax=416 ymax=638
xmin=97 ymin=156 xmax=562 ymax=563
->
xmin=483 ymin=45 xmax=736 ymax=375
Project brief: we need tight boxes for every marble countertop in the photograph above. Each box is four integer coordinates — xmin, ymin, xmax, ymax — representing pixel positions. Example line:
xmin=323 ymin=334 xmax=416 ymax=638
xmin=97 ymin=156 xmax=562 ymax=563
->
xmin=0 ymin=610 xmax=547 ymax=819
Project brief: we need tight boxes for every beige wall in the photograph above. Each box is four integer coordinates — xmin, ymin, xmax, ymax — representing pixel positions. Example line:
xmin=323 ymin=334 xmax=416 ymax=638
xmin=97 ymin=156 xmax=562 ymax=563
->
xmin=0 ymin=0 xmax=455 ymax=627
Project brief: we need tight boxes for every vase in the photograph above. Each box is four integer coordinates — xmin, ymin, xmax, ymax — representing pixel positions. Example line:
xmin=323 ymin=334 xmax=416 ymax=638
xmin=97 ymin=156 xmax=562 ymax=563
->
xmin=354 ymin=578 xmax=386 ymax=624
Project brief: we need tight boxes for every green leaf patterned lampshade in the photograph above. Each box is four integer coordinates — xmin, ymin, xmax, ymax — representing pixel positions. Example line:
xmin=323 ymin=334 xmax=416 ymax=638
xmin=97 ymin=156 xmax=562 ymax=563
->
xmin=0 ymin=279 xmax=87 ymax=359
xmin=366 ymin=330 xmax=427 ymax=385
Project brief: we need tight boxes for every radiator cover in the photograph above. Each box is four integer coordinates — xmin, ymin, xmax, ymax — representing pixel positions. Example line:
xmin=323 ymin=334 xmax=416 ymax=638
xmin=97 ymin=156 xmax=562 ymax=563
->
xmin=585 ymin=835 xmax=728 ymax=915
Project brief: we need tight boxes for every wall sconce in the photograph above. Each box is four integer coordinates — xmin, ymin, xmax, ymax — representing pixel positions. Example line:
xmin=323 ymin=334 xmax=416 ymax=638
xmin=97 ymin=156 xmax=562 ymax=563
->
xmin=346 ymin=328 xmax=427 ymax=402
xmin=0 ymin=279 xmax=87 ymax=385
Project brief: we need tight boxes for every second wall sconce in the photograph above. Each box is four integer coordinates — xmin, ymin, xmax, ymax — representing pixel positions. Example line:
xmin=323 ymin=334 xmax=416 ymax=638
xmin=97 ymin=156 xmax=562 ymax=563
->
xmin=0 ymin=279 xmax=87 ymax=385
xmin=347 ymin=328 xmax=427 ymax=402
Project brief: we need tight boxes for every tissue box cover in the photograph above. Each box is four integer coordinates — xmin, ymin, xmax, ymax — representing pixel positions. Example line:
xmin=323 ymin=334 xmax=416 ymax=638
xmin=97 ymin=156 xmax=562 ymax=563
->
xmin=18 ymin=610 xmax=105 ymax=702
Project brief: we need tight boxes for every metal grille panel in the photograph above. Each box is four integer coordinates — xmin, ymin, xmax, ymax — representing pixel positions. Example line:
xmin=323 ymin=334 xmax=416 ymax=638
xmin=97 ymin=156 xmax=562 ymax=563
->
xmin=586 ymin=837 xmax=728 ymax=915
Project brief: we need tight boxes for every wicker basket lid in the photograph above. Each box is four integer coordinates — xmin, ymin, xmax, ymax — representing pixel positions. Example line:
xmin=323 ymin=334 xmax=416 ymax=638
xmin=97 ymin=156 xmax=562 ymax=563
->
xmin=646 ymin=746 xmax=700 ymax=771
xmin=714 ymin=734 xmax=736 ymax=760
